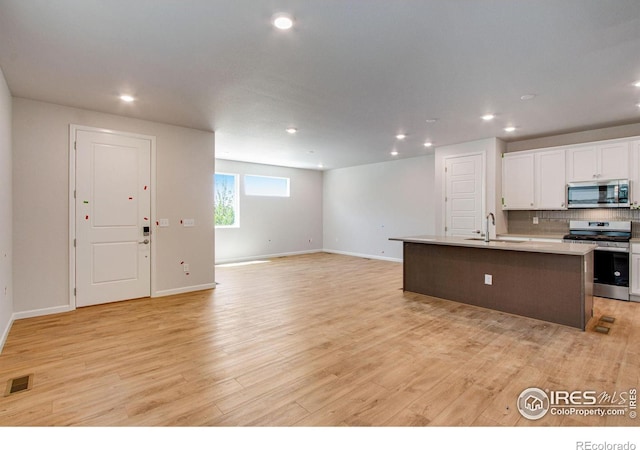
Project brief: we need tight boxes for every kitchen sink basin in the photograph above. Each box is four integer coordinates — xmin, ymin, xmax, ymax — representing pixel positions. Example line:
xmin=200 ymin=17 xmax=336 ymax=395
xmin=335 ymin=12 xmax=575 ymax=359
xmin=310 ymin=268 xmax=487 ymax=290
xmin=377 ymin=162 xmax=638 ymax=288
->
xmin=465 ymin=238 xmax=526 ymax=243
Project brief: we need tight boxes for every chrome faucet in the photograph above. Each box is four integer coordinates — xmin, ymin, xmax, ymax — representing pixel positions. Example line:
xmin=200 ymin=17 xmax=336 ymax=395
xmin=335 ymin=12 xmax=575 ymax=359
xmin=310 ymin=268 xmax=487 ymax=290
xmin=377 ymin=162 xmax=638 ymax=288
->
xmin=485 ymin=212 xmax=495 ymax=242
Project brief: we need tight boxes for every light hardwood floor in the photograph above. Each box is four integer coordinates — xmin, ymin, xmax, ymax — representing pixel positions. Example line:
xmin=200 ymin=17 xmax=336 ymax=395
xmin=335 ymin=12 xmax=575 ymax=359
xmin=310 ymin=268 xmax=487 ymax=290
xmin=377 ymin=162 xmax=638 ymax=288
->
xmin=0 ymin=252 xmax=638 ymax=426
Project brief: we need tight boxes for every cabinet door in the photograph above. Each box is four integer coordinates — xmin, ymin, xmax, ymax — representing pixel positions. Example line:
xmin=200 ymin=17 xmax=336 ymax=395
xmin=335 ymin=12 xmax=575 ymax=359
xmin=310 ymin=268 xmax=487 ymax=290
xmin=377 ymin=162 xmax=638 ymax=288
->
xmin=598 ymin=142 xmax=629 ymax=180
xmin=566 ymin=145 xmax=597 ymax=182
xmin=535 ymin=150 xmax=566 ymax=209
xmin=502 ymin=153 xmax=534 ymax=209
xmin=630 ymin=252 xmax=640 ymax=295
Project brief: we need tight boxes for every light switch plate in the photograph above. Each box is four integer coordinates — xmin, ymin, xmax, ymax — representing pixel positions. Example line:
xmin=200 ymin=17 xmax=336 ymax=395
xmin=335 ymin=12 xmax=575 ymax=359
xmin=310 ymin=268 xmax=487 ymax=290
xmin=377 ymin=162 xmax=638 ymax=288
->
xmin=533 ymin=217 xmax=539 ymax=225
xmin=183 ymin=218 xmax=195 ymax=227
xmin=484 ymin=274 xmax=493 ymax=285
xmin=159 ymin=218 xmax=169 ymax=227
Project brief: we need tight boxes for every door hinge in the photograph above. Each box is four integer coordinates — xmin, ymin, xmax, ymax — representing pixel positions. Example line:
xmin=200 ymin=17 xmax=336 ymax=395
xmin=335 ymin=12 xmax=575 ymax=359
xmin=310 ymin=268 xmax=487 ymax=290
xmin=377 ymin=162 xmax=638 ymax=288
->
xmin=445 ymin=226 xmax=448 ymax=231
xmin=74 ymin=141 xmax=77 ymax=150
xmin=74 ymin=288 xmax=76 ymax=296
xmin=74 ymin=190 xmax=76 ymax=199
xmin=445 ymin=166 xmax=448 ymax=172
xmin=445 ymin=196 xmax=448 ymax=202
xmin=73 ymin=238 xmax=76 ymax=247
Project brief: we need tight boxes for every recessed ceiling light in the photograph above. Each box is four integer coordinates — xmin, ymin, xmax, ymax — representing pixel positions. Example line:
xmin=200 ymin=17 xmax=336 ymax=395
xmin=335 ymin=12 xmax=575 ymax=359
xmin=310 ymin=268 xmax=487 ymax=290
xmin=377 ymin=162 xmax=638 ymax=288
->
xmin=425 ymin=118 xmax=439 ymax=123
xmin=634 ymin=81 xmax=640 ymax=87
xmin=286 ymin=127 xmax=297 ymax=134
xmin=520 ymin=94 xmax=536 ymax=101
xmin=504 ymin=126 xmax=516 ymax=132
xmin=482 ymin=114 xmax=495 ymax=121
xmin=396 ymin=133 xmax=406 ymax=140
xmin=424 ymin=142 xmax=433 ymax=148
xmin=120 ymin=94 xmax=135 ymax=103
xmin=390 ymin=150 xmax=398 ymax=156
xmin=273 ymin=13 xmax=294 ymax=30
xmin=317 ymin=163 xmax=324 ymax=169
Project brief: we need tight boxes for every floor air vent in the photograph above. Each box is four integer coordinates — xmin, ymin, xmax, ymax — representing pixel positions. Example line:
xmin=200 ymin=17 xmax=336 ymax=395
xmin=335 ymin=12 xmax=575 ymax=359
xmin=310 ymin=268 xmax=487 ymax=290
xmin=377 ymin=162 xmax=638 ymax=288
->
xmin=5 ymin=374 xmax=33 ymax=396
xmin=594 ymin=315 xmax=616 ymax=335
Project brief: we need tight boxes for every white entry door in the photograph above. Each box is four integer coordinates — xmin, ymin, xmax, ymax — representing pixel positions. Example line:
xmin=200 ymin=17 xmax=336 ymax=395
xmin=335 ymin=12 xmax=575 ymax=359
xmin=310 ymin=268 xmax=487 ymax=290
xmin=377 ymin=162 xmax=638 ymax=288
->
xmin=444 ymin=153 xmax=484 ymax=237
xmin=75 ymin=130 xmax=151 ymax=307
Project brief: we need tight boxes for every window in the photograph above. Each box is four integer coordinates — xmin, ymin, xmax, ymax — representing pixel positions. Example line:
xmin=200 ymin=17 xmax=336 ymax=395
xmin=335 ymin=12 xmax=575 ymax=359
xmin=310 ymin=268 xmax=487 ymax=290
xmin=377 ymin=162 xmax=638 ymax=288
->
xmin=214 ymin=173 xmax=239 ymax=227
xmin=244 ymin=175 xmax=290 ymax=197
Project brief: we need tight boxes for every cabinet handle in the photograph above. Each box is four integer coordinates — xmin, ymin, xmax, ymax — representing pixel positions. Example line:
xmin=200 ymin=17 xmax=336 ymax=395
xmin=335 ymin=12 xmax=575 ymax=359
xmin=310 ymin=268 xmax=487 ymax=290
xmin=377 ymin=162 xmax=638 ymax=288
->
xmin=530 ymin=203 xmax=534 ymax=206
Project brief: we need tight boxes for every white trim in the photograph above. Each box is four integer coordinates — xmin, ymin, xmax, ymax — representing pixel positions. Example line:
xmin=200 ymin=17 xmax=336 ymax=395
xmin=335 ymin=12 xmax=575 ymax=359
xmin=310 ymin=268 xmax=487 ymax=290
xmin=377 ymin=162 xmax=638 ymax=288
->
xmin=12 ymin=305 xmax=74 ymax=321
xmin=0 ymin=314 xmax=15 ymax=354
xmin=214 ymin=249 xmax=323 ymax=265
xmin=69 ymin=125 xmax=158 ymax=307
xmin=322 ymin=249 xmax=402 ymax=263
xmin=153 ymin=283 xmax=217 ymax=298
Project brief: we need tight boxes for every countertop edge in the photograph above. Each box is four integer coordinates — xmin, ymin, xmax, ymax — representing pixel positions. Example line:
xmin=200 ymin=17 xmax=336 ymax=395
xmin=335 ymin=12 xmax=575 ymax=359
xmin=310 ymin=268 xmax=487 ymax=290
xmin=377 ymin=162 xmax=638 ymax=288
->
xmin=389 ymin=235 xmax=595 ymax=256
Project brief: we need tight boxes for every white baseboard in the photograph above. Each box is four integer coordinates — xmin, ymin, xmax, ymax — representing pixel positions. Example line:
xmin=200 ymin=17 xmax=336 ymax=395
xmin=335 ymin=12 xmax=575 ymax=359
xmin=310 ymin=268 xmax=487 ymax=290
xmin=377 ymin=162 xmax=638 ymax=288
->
xmin=12 ymin=304 xmax=75 ymax=320
xmin=153 ymin=283 xmax=217 ymax=298
xmin=0 ymin=314 xmax=15 ymax=354
xmin=322 ymin=248 xmax=402 ymax=263
xmin=215 ymin=249 xmax=323 ymax=265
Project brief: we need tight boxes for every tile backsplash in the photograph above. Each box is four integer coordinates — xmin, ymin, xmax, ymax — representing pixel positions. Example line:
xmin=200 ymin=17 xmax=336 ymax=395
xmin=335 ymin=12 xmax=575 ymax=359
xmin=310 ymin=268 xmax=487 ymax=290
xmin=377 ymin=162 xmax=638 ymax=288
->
xmin=507 ymin=209 xmax=640 ymax=237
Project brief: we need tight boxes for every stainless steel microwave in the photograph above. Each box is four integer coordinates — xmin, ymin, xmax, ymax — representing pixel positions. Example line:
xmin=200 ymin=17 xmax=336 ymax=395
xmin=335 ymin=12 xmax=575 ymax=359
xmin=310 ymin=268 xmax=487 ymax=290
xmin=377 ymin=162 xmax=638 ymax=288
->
xmin=567 ymin=179 xmax=630 ymax=208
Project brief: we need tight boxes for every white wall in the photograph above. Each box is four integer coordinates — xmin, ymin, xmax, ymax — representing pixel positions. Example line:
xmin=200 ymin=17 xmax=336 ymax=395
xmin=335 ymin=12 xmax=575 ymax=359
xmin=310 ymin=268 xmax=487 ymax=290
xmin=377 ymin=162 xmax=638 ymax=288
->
xmin=434 ymin=137 xmax=506 ymax=238
xmin=12 ymin=98 xmax=215 ymax=316
xmin=0 ymin=68 xmax=13 ymax=349
xmin=215 ymin=159 xmax=323 ymax=263
xmin=323 ymin=155 xmax=435 ymax=261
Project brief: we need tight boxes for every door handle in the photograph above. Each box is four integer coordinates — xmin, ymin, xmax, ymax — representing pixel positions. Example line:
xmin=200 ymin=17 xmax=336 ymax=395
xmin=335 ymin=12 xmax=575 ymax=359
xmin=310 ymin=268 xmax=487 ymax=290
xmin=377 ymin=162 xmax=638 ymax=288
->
xmin=139 ymin=239 xmax=149 ymax=245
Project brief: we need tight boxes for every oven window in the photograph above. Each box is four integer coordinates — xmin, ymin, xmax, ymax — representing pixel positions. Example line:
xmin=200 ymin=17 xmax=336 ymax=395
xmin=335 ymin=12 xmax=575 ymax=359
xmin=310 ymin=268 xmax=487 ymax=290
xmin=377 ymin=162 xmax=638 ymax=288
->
xmin=593 ymin=250 xmax=629 ymax=287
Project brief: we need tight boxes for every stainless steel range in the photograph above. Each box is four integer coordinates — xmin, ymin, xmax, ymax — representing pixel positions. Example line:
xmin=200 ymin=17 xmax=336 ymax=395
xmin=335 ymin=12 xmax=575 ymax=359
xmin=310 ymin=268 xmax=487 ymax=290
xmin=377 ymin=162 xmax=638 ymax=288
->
xmin=563 ymin=220 xmax=631 ymax=301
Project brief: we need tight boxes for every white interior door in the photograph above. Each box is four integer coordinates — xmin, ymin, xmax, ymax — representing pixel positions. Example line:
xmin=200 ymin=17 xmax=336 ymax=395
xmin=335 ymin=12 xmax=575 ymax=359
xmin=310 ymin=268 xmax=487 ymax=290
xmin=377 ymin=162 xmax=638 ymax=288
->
xmin=75 ymin=130 xmax=151 ymax=307
xmin=445 ymin=153 xmax=484 ymax=237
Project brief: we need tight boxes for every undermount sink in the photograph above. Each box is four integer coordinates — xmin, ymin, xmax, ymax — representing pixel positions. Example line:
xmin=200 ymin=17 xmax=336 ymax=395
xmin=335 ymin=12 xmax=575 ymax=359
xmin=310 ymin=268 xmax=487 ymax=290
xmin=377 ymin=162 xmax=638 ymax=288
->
xmin=465 ymin=238 xmax=526 ymax=243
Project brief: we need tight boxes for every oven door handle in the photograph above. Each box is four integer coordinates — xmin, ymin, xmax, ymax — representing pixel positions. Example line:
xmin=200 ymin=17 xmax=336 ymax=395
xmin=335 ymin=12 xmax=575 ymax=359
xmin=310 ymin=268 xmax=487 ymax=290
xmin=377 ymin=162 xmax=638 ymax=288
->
xmin=594 ymin=246 xmax=629 ymax=253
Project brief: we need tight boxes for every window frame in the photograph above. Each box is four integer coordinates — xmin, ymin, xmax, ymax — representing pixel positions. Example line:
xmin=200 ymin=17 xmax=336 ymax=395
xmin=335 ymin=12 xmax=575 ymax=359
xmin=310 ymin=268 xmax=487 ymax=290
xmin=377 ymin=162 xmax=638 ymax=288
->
xmin=244 ymin=174 xmax=291 ymax=198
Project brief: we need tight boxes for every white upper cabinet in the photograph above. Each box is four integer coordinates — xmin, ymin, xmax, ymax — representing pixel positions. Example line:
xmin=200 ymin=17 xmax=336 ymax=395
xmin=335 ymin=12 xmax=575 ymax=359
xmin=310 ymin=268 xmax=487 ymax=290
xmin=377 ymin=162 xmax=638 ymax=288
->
xmin=566 ymin=141 xmax=629 ymax=182
xmin=502 ymin=152 xmax=534 ymax=210
xmin=535 ymin=149 xmax=566 ymax=209
xmin=502 ymin=149 xmax=566 ymax=210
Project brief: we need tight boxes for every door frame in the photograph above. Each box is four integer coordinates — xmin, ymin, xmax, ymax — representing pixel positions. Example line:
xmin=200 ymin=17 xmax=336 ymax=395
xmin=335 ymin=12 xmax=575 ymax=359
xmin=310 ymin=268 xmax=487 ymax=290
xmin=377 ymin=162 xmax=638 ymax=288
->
xmin=442 ymin=151 xmax=486 ymax=236
xmin=68 ymin=124 xmax=157 ymax=309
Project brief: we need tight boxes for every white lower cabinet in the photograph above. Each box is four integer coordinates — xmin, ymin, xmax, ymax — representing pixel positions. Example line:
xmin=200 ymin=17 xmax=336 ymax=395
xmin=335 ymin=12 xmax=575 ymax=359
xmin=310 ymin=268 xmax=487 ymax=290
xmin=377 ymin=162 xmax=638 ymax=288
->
xmin=631 ymin=244 xmax=640 ymax=298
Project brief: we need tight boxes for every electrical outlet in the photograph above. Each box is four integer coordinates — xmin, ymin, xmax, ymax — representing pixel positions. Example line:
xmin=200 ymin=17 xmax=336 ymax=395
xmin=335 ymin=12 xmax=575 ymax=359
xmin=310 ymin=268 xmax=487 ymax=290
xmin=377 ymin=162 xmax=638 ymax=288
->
xmin=183 ymin=264 xmax=189 ymax=272
xmin=484 ymin=274 xmax=493 ymax=285
xmin=159 ymin=218 xmax=169 ymax=227
xmin=533 ymin=217 xmax=539 ymax=225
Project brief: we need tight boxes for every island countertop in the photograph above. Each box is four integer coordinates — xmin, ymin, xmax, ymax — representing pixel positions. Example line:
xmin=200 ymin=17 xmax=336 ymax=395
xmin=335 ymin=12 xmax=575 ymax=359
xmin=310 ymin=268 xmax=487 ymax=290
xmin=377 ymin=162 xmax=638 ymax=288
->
xmin=389 ymin=235 xmax=595 ymax=256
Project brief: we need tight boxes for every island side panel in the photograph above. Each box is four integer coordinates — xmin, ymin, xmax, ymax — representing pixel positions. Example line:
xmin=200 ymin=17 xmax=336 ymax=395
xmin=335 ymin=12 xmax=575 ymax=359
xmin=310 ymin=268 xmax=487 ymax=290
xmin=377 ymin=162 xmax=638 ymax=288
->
xmin=583 ymin=251 xmax=594 ymax=330
xmin=403 ymin=242 xmax=589 ymax=329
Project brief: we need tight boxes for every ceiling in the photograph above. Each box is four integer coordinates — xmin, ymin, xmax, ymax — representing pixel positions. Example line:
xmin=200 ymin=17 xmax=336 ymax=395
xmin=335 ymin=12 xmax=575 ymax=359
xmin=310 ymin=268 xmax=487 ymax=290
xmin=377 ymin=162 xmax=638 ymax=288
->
xmin=2 ymin=0 xmax=640 ymax=170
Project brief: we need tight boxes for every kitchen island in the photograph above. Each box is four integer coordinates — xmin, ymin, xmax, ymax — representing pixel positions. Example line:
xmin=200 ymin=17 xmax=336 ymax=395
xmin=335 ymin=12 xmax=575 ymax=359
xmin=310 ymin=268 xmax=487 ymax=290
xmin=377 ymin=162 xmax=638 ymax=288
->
xmin=389 ymin=236 xmax=596 ymax=330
